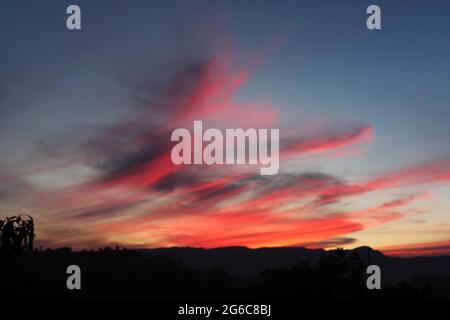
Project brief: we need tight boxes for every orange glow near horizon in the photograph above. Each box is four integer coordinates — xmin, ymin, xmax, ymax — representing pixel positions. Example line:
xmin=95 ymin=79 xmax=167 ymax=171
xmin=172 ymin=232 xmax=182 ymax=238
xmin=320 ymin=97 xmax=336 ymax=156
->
xmin=2 ymin=46 xmax=450 ymax=258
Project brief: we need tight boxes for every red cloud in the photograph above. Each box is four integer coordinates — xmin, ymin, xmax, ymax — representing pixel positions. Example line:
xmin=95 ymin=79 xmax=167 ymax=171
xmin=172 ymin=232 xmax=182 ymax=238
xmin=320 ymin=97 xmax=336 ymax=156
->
xmin=379 ymin=240 xmax=450 ymax=257
xmin=98 ymin=209 xmax=363 ymax=249
xmin=281 ymin=123 xmax=373 ymax=158
xmin=19 ymin=48 xmax=450 ymax=253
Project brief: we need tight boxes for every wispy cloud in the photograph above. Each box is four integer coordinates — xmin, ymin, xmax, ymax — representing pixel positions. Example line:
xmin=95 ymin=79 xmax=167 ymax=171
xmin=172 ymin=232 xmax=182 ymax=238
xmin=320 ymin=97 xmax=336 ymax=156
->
xmin=3 ymin=46 xmax=450 ymax=253
xmin=379 ymin=240 xmax=450 ymax=257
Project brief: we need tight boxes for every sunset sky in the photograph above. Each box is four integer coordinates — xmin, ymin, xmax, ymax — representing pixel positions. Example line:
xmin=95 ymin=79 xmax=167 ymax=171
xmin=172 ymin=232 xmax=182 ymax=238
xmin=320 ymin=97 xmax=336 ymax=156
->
xmin=1 ymin=0 xmax=450 ymax=256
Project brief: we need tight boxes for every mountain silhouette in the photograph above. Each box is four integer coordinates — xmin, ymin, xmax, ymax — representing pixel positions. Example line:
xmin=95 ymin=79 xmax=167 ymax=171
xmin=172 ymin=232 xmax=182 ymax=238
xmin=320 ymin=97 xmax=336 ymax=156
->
xmin=1 ymin=245 xmax=450 ymax=299
xmin=139 ymin=246 xmax=450 ymax=284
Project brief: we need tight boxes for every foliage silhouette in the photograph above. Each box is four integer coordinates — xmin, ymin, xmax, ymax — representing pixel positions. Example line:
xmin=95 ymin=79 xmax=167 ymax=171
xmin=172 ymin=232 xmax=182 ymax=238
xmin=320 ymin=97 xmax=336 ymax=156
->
xmin=1 ymin=217 xmax=448 ymax=299
xmin=0 ymin=214 xmax=35 ymax=253
xmin=1 ymin=246 xmax=448 ymax=299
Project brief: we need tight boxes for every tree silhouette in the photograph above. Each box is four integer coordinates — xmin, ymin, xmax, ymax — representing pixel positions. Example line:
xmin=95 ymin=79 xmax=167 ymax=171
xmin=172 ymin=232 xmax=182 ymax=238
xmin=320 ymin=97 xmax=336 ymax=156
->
xmin=0 ymin=214 xmax=35 ymax=253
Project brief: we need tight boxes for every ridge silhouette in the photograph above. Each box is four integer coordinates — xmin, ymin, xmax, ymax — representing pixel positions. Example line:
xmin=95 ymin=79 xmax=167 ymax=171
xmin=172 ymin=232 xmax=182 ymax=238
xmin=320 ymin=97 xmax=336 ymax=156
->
xmin=1 ymin=215 xmax=449 ymax=299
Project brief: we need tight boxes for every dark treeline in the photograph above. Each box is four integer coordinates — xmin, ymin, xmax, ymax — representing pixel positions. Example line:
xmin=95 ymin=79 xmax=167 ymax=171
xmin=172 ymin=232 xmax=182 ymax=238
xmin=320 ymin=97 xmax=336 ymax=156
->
xmin=1 ymin=247 xmax=449 ymax=300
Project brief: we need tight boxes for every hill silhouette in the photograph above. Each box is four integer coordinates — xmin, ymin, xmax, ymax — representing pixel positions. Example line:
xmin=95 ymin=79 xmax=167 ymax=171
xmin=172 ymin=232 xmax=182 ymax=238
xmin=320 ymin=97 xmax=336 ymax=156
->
xmin=139 ymin=246 xmax=450 ymax=284
xmin=1 ymin=245 xmax=449 ymax=299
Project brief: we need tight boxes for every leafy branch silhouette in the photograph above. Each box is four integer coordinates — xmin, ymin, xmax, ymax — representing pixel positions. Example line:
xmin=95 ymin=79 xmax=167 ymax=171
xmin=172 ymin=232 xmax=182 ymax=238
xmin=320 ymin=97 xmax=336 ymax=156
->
xmin=0 ymin=214 xmax=35 ymax=252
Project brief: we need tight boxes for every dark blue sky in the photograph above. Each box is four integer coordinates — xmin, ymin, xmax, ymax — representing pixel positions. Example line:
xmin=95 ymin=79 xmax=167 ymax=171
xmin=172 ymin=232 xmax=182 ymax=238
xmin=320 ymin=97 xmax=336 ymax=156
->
xmin=2 ymin=0 xmax=450 ymax=169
